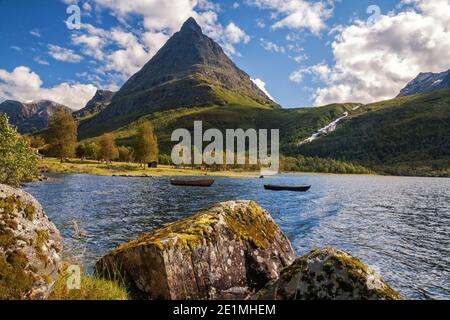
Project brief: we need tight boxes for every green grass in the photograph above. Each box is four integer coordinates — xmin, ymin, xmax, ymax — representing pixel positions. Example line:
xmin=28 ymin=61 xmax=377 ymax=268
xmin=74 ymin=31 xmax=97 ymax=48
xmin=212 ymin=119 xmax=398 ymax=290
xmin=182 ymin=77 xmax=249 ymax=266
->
xmin=49 ymin=265 xmax=129 ymax=300
xmin=40 ymin=158 xmax=261 ymax=178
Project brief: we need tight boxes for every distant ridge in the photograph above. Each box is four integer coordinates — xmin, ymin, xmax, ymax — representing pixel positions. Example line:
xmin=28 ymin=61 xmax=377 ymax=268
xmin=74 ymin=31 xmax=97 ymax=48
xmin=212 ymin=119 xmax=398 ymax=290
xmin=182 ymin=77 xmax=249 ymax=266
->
xmin=0 ymin=100 xmax=73 ymax=134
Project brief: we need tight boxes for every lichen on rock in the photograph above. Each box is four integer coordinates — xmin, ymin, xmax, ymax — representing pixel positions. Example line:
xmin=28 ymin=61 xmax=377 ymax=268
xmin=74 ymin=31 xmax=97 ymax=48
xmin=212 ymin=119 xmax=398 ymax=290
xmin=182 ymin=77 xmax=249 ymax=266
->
xmin=95 ymin=200 xmax=296 ymax=300
xmin=0 ymin=184 xmax=62 ymax=300
xmin=253 ymin=247 xmax=403 ymax=300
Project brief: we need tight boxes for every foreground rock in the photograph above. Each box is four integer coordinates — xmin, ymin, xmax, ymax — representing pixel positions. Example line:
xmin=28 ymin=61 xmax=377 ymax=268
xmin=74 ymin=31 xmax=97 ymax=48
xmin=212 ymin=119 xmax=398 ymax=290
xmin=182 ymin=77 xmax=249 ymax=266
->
xmin=254 ymin=248 xmax=403 ymax=300
xmin=0 ymin=184 xmax=62 ymax=299
xmin=95 ymin=201 xmax=296 ymax=300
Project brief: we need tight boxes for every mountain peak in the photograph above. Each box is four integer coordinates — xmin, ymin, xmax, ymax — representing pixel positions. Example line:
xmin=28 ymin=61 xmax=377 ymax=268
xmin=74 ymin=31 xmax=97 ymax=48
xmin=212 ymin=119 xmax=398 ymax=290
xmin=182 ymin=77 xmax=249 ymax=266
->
xmin=398 ymin=68 xmax=450 ymax=97
xmin=78 ymin=16 xmax=278 ymax=138
xmin=180 ymin=17 xmax=202 ymax=34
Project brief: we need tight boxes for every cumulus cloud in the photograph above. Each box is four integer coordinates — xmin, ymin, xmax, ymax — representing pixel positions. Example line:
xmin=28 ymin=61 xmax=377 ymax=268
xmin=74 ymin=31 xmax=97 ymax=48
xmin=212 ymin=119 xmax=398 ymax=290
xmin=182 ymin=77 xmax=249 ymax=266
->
xmin=296 ymin=0 xmax=450 ymax=105
xmin=246 ymin=0 xmax=334 ymax=34
xmin=251 ymin=78 xmax=275 ymax=101
xmin=48 ymin=44 xmax=83 ymax=63
xmin=0 ymin=66 xmax=97 ymax=110
xmin=70 ymin=0 xmax=250 ymax=82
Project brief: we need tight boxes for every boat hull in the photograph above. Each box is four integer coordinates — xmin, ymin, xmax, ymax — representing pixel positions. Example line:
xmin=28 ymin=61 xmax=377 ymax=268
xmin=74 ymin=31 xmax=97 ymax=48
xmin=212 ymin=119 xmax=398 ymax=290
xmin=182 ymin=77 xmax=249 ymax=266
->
xmin=170 ymin=179 xmax=215 ymax=187
xmin=264 ymin=185 xmax=311 ymax=192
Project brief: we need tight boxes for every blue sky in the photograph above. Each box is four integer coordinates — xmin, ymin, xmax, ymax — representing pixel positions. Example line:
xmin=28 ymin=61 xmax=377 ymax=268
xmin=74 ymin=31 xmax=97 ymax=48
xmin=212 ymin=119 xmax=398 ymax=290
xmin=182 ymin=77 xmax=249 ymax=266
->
xmin=1 ymin=0 xmax=449 ymax=110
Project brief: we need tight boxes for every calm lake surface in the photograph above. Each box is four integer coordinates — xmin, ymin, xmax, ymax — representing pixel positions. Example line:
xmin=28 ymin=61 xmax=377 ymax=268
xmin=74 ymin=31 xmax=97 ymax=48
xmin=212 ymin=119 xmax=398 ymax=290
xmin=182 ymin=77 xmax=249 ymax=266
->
xmin=24 ymin=173 xmax=450 ymax=300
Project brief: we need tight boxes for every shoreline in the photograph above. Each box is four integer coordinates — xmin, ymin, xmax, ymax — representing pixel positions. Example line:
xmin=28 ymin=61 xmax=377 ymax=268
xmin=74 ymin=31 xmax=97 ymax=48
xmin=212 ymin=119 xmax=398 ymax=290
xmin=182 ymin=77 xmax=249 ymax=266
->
xmin=39 ymin=158 xmax=447 ymax=180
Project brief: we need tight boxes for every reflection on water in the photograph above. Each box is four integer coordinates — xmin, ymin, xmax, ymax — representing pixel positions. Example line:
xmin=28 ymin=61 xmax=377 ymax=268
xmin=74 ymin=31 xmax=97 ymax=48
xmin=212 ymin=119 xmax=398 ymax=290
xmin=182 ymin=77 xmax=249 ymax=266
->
xmin=25 ymin=173 xmax=450 ymax=300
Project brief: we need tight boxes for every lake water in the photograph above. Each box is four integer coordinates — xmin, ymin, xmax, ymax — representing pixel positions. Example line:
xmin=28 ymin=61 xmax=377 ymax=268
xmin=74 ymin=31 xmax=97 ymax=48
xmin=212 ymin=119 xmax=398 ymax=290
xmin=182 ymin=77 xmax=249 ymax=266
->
xmin=24 ymin=173 xmax=450 ymax=300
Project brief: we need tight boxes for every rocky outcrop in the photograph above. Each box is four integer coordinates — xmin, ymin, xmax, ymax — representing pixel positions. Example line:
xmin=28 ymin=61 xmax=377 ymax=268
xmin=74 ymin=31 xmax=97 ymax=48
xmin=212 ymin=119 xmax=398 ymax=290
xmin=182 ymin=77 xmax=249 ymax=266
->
xmin=95 ymin=201 xmax=296 ymax=300
xmin=73 ymin=90 xmax=115 ymax=120
xmin=253 ymin=248 xmax=403 ymax=300
xmin=0 ymin=184 xmax=62 ymax=300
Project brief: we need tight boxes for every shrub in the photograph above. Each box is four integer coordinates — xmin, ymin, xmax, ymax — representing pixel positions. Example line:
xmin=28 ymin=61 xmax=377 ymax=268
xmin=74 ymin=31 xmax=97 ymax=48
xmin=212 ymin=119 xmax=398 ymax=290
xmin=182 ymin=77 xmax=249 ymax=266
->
xmin=0 ymin=114 xmax=39 ymax=186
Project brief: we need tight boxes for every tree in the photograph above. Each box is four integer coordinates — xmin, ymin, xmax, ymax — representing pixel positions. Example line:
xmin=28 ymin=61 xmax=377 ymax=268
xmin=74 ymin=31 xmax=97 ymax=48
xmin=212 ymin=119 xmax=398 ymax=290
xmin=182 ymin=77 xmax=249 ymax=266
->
xmin=84 ymin=142 xmax=101 ymax=161
xmin=118 ymin=146 xmax=133 ymax=163
xmin=76 ymin=143 xmax=87 ymax=159
xmin=134 ymin=123 xmax=158 ymax=168
xmin=46 ymin=110 xmax=77 ymax=162
xmin=0 ymin=114 xmax=38 ymax=186
xmin=26 ymin=135 xmax=46 ymax=150
xmin=99 ymin=133 xmax=119 ymax=163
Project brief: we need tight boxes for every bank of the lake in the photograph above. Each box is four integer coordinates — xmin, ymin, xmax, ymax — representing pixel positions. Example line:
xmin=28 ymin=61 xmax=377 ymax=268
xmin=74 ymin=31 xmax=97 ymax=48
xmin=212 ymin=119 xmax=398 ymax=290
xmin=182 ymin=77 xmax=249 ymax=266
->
xmin=39 ymin=157 xmax=376 ymax=179
xmin=40 ymin=158 xmax=260 ymax=179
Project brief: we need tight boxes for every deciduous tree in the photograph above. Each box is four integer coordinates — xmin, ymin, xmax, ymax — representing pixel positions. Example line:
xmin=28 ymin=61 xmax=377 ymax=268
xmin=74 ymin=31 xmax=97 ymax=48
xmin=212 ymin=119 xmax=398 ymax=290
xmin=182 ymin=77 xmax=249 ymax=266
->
xmin=0 ymin=114 xmax=38 ymax=186
xmin=46 ymin=110 xmax=77 ymax=162
xmin=99 ymin=133 xmax=119 ymax=164
xmin=134 ymin=123 xmax=158 ymax=168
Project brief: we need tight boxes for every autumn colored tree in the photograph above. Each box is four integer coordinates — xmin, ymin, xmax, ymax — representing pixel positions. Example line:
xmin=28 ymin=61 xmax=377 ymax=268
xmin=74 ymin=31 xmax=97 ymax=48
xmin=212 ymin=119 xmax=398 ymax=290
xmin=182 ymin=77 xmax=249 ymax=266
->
xmin=118 ymin=146 xmax=133 ymax=163
xmin=134 ymin=122 xmax=158 ymax=168
xmin=99 ymin=133 xmax=119 ymax=163
xmin=0 ymin=114 xmax=38 ymax=186
xmin=46 ymin=110 xmax=77 ymax=162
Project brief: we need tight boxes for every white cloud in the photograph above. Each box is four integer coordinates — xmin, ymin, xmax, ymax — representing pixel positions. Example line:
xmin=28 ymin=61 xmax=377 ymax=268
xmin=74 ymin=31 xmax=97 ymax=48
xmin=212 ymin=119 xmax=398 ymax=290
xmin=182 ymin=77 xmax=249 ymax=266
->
xmin=30 ymin=29 xmax=41 ymax=38
xmin=256 ymin=19 xmax=266 ymax=28
xmin=289 ymin=70 xmax=304 ymax=83
xmin=298 ymin=0 xmax=450 ymax=105
xmin=252 ymin=78 xmax=275 ymax=101
xmin=0 ymin=66 xmax=97 ymax=110
xmin=48 ymin=44 xmax=83 ymax=63
xmin=246 ymin=0 xmax=334 ymax=34
xmin=10 ymin=46 xmax=22 ymax=53
xmin=69 ymin=0 xmax=251 ymax=83
xmin=224 ymin=22 xmax=250 ymax=44
xmin=260 ymin=38 xmax=285 ymax=53
xmin=34 ymin=57 xmax=50 ymax=66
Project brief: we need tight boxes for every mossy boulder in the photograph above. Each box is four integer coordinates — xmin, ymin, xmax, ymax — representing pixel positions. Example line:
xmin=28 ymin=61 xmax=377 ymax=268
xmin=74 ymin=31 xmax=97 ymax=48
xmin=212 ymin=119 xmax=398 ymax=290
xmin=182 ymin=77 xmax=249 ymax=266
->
xmin=0 ymin=184 xmax=62 ymax=300
xmin=253 ymin=247 xmax=403 ymax=300
xmin=95 ymin=201 xmax=296 ymax=300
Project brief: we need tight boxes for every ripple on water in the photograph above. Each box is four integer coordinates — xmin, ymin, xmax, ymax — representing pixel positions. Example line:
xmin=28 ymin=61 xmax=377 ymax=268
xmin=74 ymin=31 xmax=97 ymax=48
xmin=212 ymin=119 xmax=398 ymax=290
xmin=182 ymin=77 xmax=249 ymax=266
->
xmin=24 ymin=173 xmax=450 ymax=299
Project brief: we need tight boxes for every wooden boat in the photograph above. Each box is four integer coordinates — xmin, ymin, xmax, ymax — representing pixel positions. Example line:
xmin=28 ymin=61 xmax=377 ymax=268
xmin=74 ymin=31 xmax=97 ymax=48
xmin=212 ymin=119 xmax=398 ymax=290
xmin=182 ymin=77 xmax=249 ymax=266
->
xmin=170 ymin=179 xmax=215 ymax=187
xmin=264 ymin=185 xmax=311 ymax=192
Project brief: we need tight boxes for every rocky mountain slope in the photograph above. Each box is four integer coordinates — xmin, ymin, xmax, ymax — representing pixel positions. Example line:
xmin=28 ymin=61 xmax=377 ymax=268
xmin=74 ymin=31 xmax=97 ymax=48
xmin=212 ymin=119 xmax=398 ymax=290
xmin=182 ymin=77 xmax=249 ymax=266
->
xmin=78 ymin=17 xmax=278 ymax=137
xmin=73 ymin=90 xmax=115 ymax=120
xmin=0 ymin=100 xmax=73 ymax=134
xmin=399 ymin=68 xmax=450 ymax=97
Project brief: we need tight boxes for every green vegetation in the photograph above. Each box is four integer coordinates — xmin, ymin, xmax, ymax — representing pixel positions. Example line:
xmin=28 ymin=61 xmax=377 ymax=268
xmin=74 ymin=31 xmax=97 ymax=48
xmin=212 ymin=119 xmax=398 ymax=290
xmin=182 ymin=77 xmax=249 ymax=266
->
xmin=50 ymin=265 xmax=129 ymax=300
xmin=299 ymin=90 xmax=450 ymax=177
xmin=46 ymin=110 xmax=77 ymax=162
xmin=281 ymin=156 xmax=373 ymax=175
xmin=39 ymin=158 xmax=260 ymax=178
xmin=0 ymin=114 xmax=39 ymax=186
xmin=0 ymin=249 xmax=35 ymax=300
xmin=134 ymin=122 xmax=158 ymax=167
xmin=99 ymin=133 xmax=119 ymax=164
xmin=118 ymin=146 xmax=133 ymax=163
xmin=76 ymin=141 xmax=101 ymax=160
xmin=81 ymin=103 xmax=358 ymax=155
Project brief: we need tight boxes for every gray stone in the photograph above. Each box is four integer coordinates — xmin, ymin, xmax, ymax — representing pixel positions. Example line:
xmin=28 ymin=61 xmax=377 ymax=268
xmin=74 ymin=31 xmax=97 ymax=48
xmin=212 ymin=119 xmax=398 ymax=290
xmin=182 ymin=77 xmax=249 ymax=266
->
xmin=253 ymin=247 xmax=403 ymax=300
xmin=0 ymin=184 xmax=62 ymax=299
xmin=95 ymin=201 xmax=296 ymax=300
